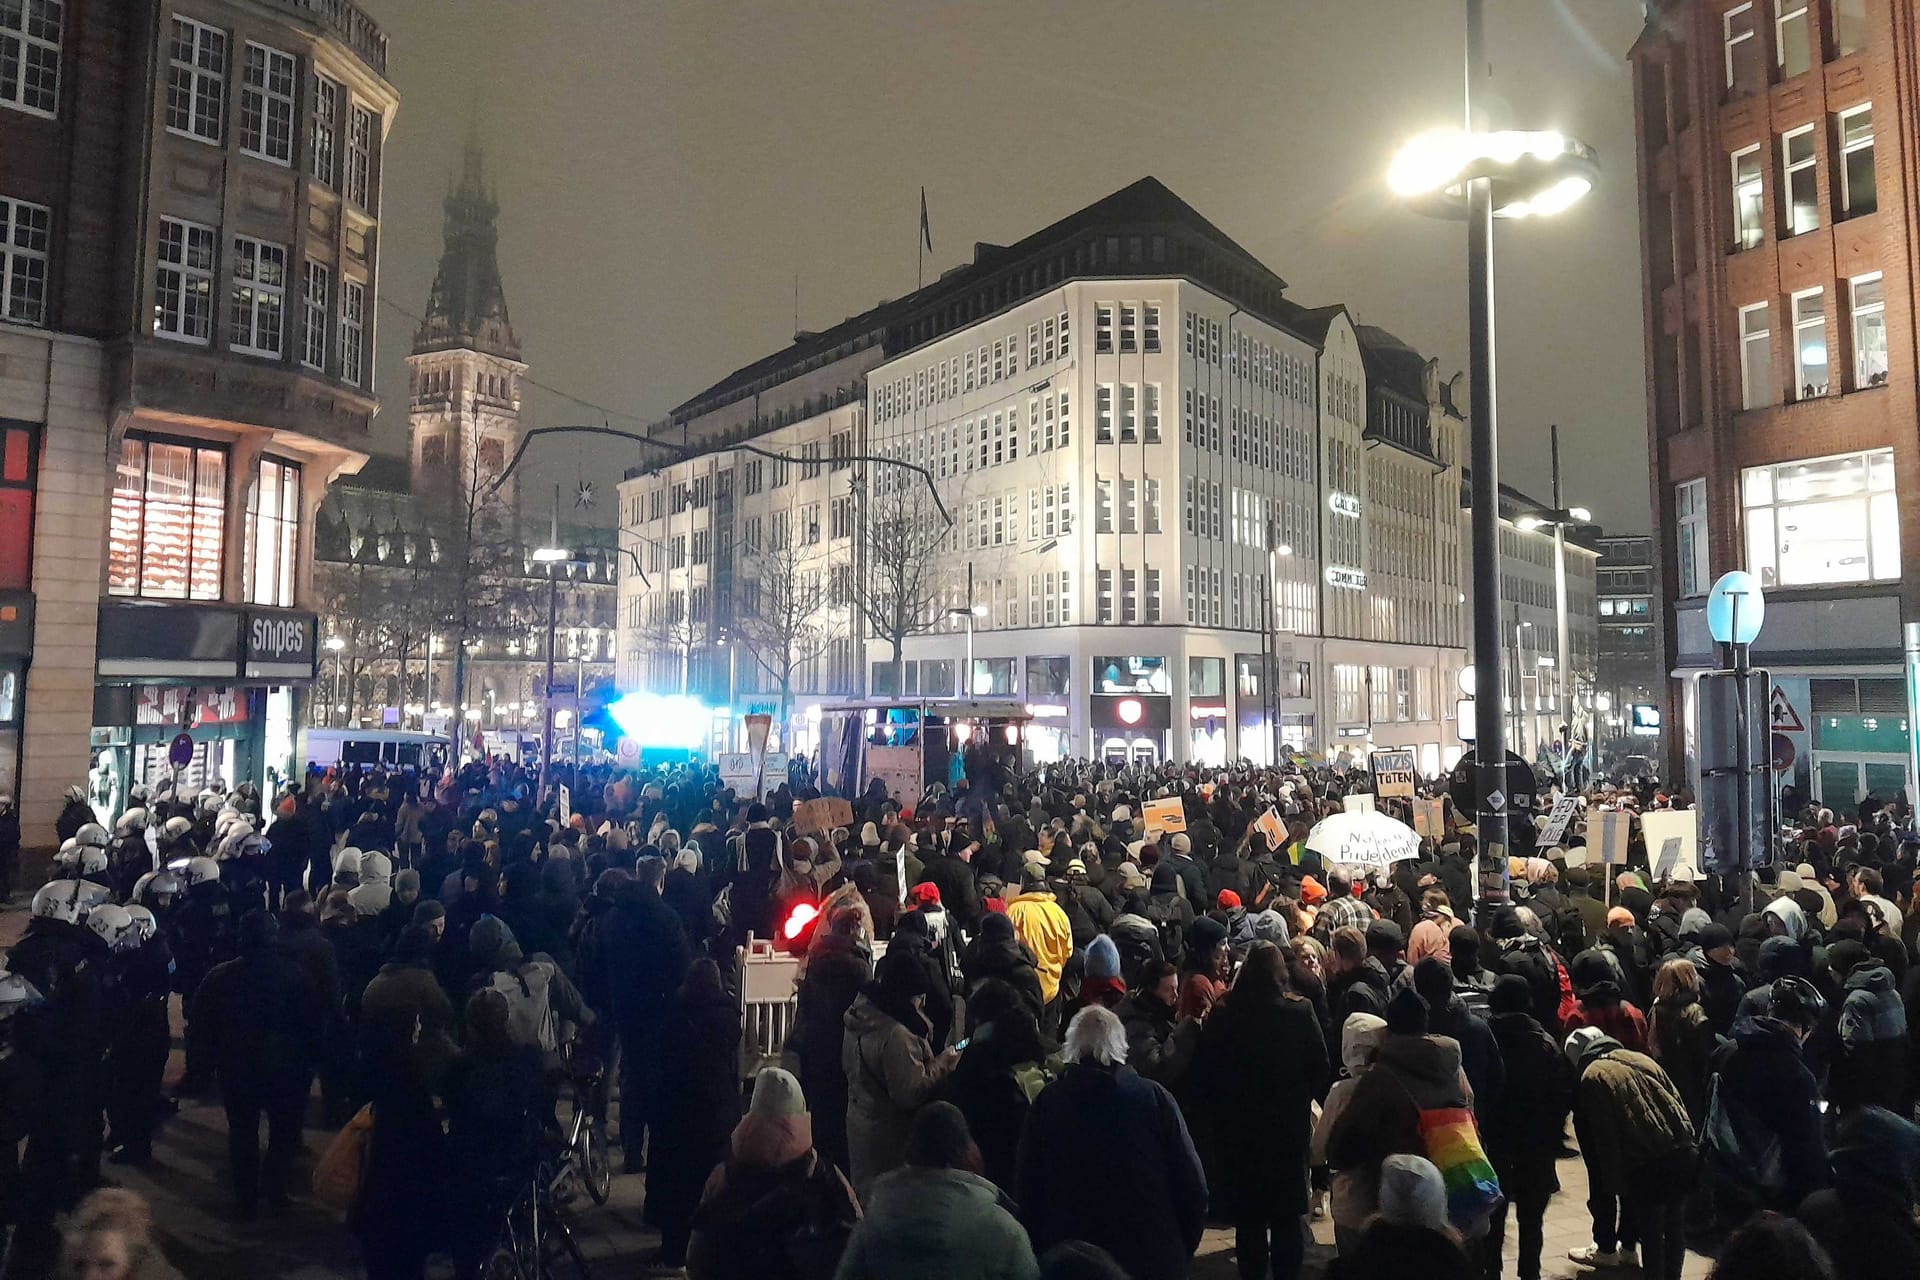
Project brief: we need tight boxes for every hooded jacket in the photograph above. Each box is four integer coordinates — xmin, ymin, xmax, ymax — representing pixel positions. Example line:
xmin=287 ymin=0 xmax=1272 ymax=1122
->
xmin=1835 ymin=963 xmax=1909 ymax=1112
xmin=1003 ymin=887 xmax=1072 ymax=1004
xmin=1482 ymin=1007 xmax=1573 ymax=1190
xmin=841 ymin=992 xmax=952 ymax=1196
xmin=1711 ymin=1015 xmax=1830 ymax=1208
xmin=837 ymin=1166 xmax=1039 ymax=1280
xmin=1310 ymin=1013 xmax=1389 ymax=1231
xmin=1324 ymin=1033 xmax=1471 ymax=1178
xmin=1569 ymin=1035 xmax=1694 ymax=1195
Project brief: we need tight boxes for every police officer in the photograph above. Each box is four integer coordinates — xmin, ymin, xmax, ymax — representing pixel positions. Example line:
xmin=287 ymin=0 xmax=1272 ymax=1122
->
xmin=105 ymin=904 xmax=173 ymax=1167
xmin=169 ymin=855 xmax=233 ymax=1096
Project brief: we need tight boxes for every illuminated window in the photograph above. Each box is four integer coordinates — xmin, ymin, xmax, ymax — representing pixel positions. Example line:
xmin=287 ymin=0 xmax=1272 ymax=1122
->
xmin=1791 ymin=288 xmax=1827 ymax=399
xmin=310 ymin=74 xmax=339 ymax=185
xmin=1781 ymin=125 xmax=1818 ymax=236
xmin=339 ymin=278 xmax=365 ymax=384
xmin=1838 ymin=104 xmax=1875 ymax=216
xmin=1738 ymin=302 xmax=1773 ymax=409
xmin=1850 ymin=272 xmax=1886 ymax=388
xmin=1731 ymin=145 xmax=1763 ymax=250
xmin=301 ymin=260 xmax=328 ymax=370
xmin=1743 ymin=448 xmax=1899 ymax=587
xmin=1675 ymin=478 xmax=1709 ymax=598
xmin=109 ymin=435 xmax=226 ymax=600
xmin=345 ymin=104 xmax=374 ymax=208
xmin=1774 ymin=1 xmax=1809 ymax=79
xmin=245 ymin=456 xmax=299 ymax=606
xmin=0 ymin=422 xmax=37 ymax=590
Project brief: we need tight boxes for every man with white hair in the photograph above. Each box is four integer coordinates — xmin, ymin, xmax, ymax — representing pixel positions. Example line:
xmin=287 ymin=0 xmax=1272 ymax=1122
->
xmin=1015 ymin=1006 xmax=1208 ymax=1280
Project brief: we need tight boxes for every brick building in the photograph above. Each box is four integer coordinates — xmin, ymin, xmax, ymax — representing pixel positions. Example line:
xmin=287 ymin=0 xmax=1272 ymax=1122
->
xmin=0 ymin=0 xmax=395 ymax=845
xmin=1631 ymin=0 xmax=1916 ymax=806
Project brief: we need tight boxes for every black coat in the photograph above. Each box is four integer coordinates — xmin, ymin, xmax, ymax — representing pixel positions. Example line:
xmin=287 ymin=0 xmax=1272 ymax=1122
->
xmin=792 ymin=932 xmax=871 ymax=1171
xmin=959 ymin=934 xmax=1045 ymax=1026
xmin=948 ymin=1020 xmax=1045 ymax=1191
xmin=648 ymin=988 xmax=743 ymax=1227
xmin=917 ymin=854 xmax=982 ymax=931
xmin=189 ymin=943 xmax=326 ymax=1088
xmin=1712 ymin=1016 xmax=1830 ymax=1209
xmin=1191 ymin=992 xmax=1330 ymax=1218
xmin=1481 ymin=1011 xmax=1572 ymax=1194
xmin=1017 ymin=1062 xmax=1208 ymax=1280
xmin=1427 ymin=996 xmax=1505 ymax=1110
xmin=592 ymin=885 xmax=693 ymax=1038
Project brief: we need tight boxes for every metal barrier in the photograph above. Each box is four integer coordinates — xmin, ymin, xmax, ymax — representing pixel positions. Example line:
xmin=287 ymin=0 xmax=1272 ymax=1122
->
xmin=734 ymin=933 xmax=885 ymax=1083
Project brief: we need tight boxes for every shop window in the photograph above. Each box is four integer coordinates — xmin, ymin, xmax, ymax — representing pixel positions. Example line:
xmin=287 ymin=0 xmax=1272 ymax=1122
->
xmin=245 ymin=455 xmax=300 ymax=606
xmin=1026 ymin=655 xmax=1069 ymax=698
xmin=0 ymin=422 xmax=36 ymax=590
xmin=109 ymin=434 xmax=226 ymax=600
xmin=971 ymin=657 xmax=1014 ymax=697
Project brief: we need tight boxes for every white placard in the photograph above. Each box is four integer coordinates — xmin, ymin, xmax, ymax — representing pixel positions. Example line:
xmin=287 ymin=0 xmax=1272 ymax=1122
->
xmin=1538 ymin=795 xmax=1579 ymax=847
xmin=1369 ymin=749 xmax=1417 ymax=800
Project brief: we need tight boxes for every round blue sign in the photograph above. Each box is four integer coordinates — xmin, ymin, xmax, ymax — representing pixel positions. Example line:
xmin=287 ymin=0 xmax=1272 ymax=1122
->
xmin=168 ymin=732 xmax=194 ymax=768
xmin=1706 ymin=570 xmax=1765 ymax=645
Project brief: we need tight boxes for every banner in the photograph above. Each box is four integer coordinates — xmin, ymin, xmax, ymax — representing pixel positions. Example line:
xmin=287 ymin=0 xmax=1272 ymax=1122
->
xmin=746 ymin=713 xmax=773 ymax=795
xmin=720 ymin=751 xmax=787 ymax=801
xmin=1254 ymin=806 xmax=1288 ymax=852
xmin=1538 ymin=795 xmax=1580 ymax=847
xmin=558 ymin=784 xmax=572 ymax=827
xmin=1639 ymin=810 xmax=1698 ymax=881
xmin=1368 ymin=749 xmax=1417 ymax=799
xmin=1595 ymin=810 xmax=1631 ymax=867
xmin=1412 ymin=797 xmax=1447 ymax=840
xmin=1142 ymin=797 xmax=1187 ymax=838
xmin=1343 ymin=793 xmax=1376 ymax=815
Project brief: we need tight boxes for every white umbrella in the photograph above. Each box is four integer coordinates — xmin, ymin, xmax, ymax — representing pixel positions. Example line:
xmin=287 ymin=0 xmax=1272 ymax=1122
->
xmin=1305 ymin=809 xmax=1421 ymax=869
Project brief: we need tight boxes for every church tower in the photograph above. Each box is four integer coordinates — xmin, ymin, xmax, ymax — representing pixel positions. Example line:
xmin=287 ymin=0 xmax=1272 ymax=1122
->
xmin=407 ymin=144 xmax=527 ymax=509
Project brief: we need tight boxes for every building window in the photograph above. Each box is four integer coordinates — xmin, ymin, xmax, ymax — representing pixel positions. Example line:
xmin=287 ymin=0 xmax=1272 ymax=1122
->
xmin=1118 ymin=384 xmax=1137 ymax=442
xmin=1095 ymin=305 xmax=1113 ymax=354
xmin=1790 ymin=288 xmax=1827 ymax=399
xmin=1731 ymin=145 xmax=1763 ymax=250
xmin=339 ymin=278 xmax=365 ymax=385
xmin=238 ymin=42 xmax=295 ymax=164
xmin=1145 ymin=568 xmax=1161 ymax=622
xmin=1144 ymin=478 xmax=1161 ymax=533
xmin=245 ymin=456 xmax=300 ymax=606
xmin=1738 ymin=302 xmax=1772 ymax=409
xmin=109 ymin=435 xmax=226 ymax=600
xmin=0 ymin=423 xmax=37 ymax=590
xmin=229 ymin=235 xmax=286 ymax=356
xmin=1142 ymin=383 xmax=1160 ymax=442
xmin=1095 ymin=384 xmax=1113 ymax=442
xmin=1780 ymin=125 xmax=1818 ymax=236
xmin=301 ymin=259 xmax=328 ymax=370
xmin=1724 ymin=3 xmax=1762 ymax=97
xmin=1676 ymin=477 xmax=1709 ymax=597
xmin=166 ymin=17 xmax=226 ymax=143
xmin=1096 ymin=568 xmax=1113 ymax=623
xmin=1143 ymin=305 xmax=1160 ymax=352
xmin=1743 ymin=448 xmax=1899 ymax=586
xmin=0 ymin=196 xmax=50 ymax=325
xmin=1774 ymin=0 xmax=1810 ymax=78
xmin=1838 ymin=103 xmax=1875 ymax=216
xmin=1850 ymin=272 xmax=1887 ymax=388
xmin=310 ymin=74 xmax=339 ymax=185
xmin=154 ymin=216 xmax=216 ymax=344
xmin=1118 ymin=304 xmax=1137 ymax=352
xmin=345 ymin=104 xmax=374 ymax=208
xmin=1 ymin=0 xmax=60 ymax=116
xmin=1833 ymin=0 xmax=1866 ymax=54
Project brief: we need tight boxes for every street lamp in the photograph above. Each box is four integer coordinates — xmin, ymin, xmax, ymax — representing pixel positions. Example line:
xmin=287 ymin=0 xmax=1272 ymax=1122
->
xmin=948 ymin=605 xmax=987 ymax=696
xmin=323 ymin=635 xmax=347 ymax=727
xmin=1388 ymin=0 xmax=1596 ymax=906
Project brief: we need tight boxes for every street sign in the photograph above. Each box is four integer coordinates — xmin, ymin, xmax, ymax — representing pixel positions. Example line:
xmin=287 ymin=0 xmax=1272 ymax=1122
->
xmin=167 ymin=732 xmax=194 ymax=768
xmin=1768 ymin=685 xmax=1805 ymax=733
xmin=1368 ymin=749 xmax=1417 ymax=799
xmin=615 ymin=737 xmax=639 ymax=764
xmin=547 ymin=682 xmax=577 ymax=697
xmin=1447 ymin=749 xmax=1537 ymax=819
xmin=1771 ymin=732 xmax=1795 ymax=774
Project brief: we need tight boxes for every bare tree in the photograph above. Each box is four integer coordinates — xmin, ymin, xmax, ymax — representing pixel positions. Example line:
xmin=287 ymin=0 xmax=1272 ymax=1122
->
xmin=857 ymin=486 xmax=951 ymax=698
xmin=733 ymin=540 xmax=839 ymax=732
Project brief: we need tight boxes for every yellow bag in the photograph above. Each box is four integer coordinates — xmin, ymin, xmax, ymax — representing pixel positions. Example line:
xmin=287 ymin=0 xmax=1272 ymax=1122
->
xmin=311 ymin=1104 xmax=373 ymax=1212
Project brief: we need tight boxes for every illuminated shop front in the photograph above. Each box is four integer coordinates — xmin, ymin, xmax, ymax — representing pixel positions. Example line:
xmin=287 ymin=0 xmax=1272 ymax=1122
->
xmin=1093 ymin=655 xmax=1170 ymax=764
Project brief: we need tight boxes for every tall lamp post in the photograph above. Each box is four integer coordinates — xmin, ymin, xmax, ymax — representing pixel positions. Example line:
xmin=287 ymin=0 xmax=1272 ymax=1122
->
xmin=948 ymin=605 xmax=986 ymax=696
xmin=1388 ymin=0 xmax=1597 ymax=904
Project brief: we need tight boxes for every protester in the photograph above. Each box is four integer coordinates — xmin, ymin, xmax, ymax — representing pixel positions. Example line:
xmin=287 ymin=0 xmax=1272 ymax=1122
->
xmin=842 ymin=948 xmax=959 ymax=1196
xmin=648 ymin=958 xmax=743 ymax=1269
xmin=1564 ymin=1025 xmax=1696 ymax=1280
xmin=57 ymin=1188 xmax=183 ymax=1280
xmin=1479 ymin=974 xmax=1572 ymax=1280
xmin=1329 ymin=1154 xmax=1477 ymax=1280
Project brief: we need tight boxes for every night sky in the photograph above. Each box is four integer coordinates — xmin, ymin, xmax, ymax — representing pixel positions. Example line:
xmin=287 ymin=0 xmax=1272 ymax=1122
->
xmin=361 ymin=0 xmax=1650 ymax=530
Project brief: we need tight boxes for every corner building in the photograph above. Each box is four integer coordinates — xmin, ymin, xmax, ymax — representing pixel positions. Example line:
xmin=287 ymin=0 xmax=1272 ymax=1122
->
xmin=620 ymin=180 xmax=1473 ymax=769
xmin=1631 ymin=0 xmax=1918 ymax=806
xmin=0 ymin=0 xmax=395 ymax=843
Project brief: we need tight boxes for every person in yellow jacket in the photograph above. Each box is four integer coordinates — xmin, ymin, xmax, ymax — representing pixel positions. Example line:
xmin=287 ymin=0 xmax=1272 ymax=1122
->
xmin=1006 ymin=863 xmax=1074 ymax=1011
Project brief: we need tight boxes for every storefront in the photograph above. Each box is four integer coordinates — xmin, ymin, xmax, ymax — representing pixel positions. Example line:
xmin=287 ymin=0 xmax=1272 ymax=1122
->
xmin=1092 ymin=654 xmax=1171 ymax=764
xmin=91 ymin=601 xmax=317 ymax=813
xmin=1023 ymin=655 xmax=1072 ymax=762
xmin=1187 ymin=656 xmax=1228 ymax=767
xmin=0 ymin=591 xmax=29 ymax=803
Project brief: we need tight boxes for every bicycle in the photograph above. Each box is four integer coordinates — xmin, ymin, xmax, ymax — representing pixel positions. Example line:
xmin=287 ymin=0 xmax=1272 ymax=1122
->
xmin=555 ymin=1038 xmax=613 ymax=1207
xmin=482 ymin=1145 xmax=595 ymax=1280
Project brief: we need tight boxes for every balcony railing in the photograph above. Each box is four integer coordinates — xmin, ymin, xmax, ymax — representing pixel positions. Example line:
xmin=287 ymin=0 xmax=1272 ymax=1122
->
xmin=271 ymin=0 xmax=387 ymax=75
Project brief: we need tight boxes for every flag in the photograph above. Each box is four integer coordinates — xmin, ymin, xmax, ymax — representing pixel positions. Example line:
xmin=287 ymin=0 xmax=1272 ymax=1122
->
xmin=919 ymin=186 xmax=933 ymax=253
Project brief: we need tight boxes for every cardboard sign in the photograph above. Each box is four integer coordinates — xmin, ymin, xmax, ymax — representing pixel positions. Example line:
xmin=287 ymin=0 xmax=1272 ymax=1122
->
xmin=794 ymin=795 xmax=854 ymax=838
xmin=1538 ymin=795 xmax=1580 ymax=847
xmin=1142 ymin=797 xmax=1187 ymax=838
xmin=1412 ymin=797 xmax=1447 ymax=840
xmin=1595 ymin=810 xmax=1631 ymax=867
xmin=1639 ymin=810 xmax=1698 ymax=881
xmin=557 ymin=784 xmax=572 ymax=827
xmin=1343 ymin=793 xmax=1375 ymax=815
xmin=1254 ymin=806 xmax=1288 ymax=851
xmin=1368 ymin=749 xmax=1417 ymax=800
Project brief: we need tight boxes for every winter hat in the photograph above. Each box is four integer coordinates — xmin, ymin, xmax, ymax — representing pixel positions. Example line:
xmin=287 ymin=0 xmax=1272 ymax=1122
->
xmin=1825 ymin=939 xmax=1872 ymax=979
xmin=1215 ymin=889 xmax=1242 ymax=910
xmin=469 ymin=914 xmax=521 ymax=967
xmin=1116 ymin=863 xmax=1149 ymax=892
xmin=1365 ymin=919 xmax=1406 ymax=957
xmin=748 ymin=1066 xmax=807 ymax=1120
xmin=1111 ymin=805 xmax=1131 ymax=823
xmin=908 ymin=881 xmax=942 ymax=908
xmin=860 ymin=822 xmax=881 ymax=848
xmin=237 ymin=908 xmax=278 ymax=953
xmin=1606 ymin=906 xmax=1637 ymax=930
xmin=904 ymin=1101 xmax=976 ymax=1170
xmin=1085 ymin=935 xmax=1122 ymax=982
xmin=411 ymin=899 xmax=446 ymax=928
xmin=1186 ymin=914 xmax=1229 ymax=956
xmin=1696 ymin=922 xmax=1735 ymax=953
xmin=1564 ymin=866 xmax=1592 ymax=889
xmin=1377 ymin=1154 xmax=1450 ymax=1233
xmin=1385 ymin=986 xmax=1430 ymax=1036
xmin=1299 ymin=876 xmax=1327 ymax=906
xmin=1563 ymin=1025 xmax=1610 ymax=1070
xmin=1490 ymin=973 xmax=1534 ymax=1016
xmin=393 ymin=868 xmax=421 ymax=897
xmin=1169 ymin=833 xmax=1192 ymax=856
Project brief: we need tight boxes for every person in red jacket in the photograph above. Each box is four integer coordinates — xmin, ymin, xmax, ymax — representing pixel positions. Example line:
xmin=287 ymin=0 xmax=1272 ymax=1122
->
xmin=1563 ymin=948 xmax=1649 ymax=1053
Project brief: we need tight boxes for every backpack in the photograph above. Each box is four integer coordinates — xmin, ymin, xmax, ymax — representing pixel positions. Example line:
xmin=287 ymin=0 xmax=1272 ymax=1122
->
xmin=1144 ymin=898 xmax=1187 ymax=967
xmin=1550 ymin=903 xmax=1587 ymax=957
xmin=1703 ymin=1073 xmax=1786 ymax=1198
xmin=486 ymin=963 xmax=558 ymax=1053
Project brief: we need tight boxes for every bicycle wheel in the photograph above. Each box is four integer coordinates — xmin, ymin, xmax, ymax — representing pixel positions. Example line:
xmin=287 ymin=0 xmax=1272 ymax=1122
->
xmin=580 ymin=1119 xmax=613 ymax=1206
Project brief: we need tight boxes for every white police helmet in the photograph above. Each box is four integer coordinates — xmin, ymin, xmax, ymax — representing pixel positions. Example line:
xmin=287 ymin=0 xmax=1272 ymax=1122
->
xmin=123 ymin=905 xmax=158 ymax=945
xmin=30 ymin=880 xmax=85 ymax=924
xmin=74 ymin=822 xmax=109 ymax=849
xmin=77 ymin=846 xmax=109 ymax=877
xmin=0 ymin=970 xmax=44 ymax=1019
xmin=233 ymin=832 xmax=270 ymax=861
xmin=53 ymin=838 xmax=81 ymax=870
xmin=162 ymin=816 xmax=194 ymax=841
xmin=182 ymin=856 xmax=221 ymax=887
xmin=115 ymin=808 xmax=149 ymax=836
xmin=85 ymin=903 xmax=132 ymax=949
xmin=63 ymin=785 xmax=86 ymax=805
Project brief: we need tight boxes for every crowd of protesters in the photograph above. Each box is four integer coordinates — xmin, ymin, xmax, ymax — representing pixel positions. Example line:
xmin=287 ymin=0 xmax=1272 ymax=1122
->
xmin=1 ymin=740 xmax=1918 ymax=1280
